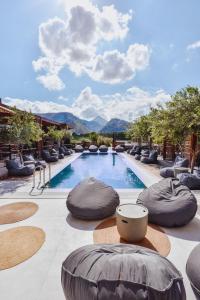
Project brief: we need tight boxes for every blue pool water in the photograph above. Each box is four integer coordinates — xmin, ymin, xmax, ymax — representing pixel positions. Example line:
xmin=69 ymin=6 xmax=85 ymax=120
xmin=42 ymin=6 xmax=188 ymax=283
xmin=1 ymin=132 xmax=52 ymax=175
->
xmin=49 ymin=153 xmax=145 ymax=189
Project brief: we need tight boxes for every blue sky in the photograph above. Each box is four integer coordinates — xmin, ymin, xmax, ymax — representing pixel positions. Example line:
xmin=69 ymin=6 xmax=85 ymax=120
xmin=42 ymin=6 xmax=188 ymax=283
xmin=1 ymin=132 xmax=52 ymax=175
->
xmin=1 ymin=0 xmax=200 ymax=121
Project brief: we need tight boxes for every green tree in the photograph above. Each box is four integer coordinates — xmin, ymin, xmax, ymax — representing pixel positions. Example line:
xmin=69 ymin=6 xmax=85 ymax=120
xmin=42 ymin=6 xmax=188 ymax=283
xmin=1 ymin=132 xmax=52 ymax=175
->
xmin=46 ymin=126 xmax=70 ymax=146
xmin=167 ymin=86 xmax=200 ymax=168
xmin=127 ymin=115 xmax=151 ymax=144
xmin=5 ymin=108 xmax=44 ymax=160
xmin=89 ymin=132 xmax=99 ymax=144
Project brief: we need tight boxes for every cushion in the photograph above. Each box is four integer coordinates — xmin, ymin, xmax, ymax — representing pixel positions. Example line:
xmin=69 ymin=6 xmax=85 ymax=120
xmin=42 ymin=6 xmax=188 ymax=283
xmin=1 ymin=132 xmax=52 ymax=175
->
xmin=89 ymin=145 xmax=98 ymax=152
xmin=175 ymin=157 xmax=189 ymax=168
xmin=51 ymin=148 xmax=58 ymax=155
xmin=61 ymin=244 xmax=186 ymax=300
xmin=160 ymin=167 xmax=175 ymax=178
xmin=99 ymin=145 xmax=108 ymax=152
xmin=186 ymin=243 xmax=200 ymax=295
xmin=149 ymin=150 xmax=158 ymax=160
xmin=141 ymin=151 xmax=158 ymax=164
xmin=23 ymin=154 xmax=35 ymax=162
xmin=137 ymin=178 xmax=197 ymax=227
xmin=75 ymin=145 xmax=84 ymax=152
xmin=178 ymin=173 xmax=200 ymax=190
xmin=141 ymin=149 xmax=150 ymax=157
xmin=115 ymin=145 xmax=124 ymax=152
xmin=6 ymin=159 xmax=21 ymax=169
xmin=135 ymin=154 xmax=141 ymax=160
xmin=67 ymin=177 xmax=119 ymax=220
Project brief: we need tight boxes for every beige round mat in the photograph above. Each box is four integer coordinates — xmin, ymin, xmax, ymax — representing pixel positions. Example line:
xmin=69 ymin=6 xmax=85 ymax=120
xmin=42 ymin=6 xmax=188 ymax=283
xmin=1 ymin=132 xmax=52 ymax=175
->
xmin=94 ymin=218 xmax=171 ymax=257
xmin=0 ymin=226 xmax=45 ymax=270
xmin=0 ymin=202 xmax=38 ymax=224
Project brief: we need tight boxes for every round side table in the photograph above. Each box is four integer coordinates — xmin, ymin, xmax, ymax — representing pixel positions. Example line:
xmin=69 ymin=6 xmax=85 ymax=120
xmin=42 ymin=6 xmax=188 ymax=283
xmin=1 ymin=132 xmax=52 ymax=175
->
xmin=116 ymin=203 xmax=148 ymax=242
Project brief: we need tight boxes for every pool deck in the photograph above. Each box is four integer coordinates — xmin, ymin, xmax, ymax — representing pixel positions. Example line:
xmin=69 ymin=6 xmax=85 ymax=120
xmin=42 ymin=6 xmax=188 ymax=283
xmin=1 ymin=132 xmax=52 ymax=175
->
xmin=0 ymin=153 xmax=200 ymax=299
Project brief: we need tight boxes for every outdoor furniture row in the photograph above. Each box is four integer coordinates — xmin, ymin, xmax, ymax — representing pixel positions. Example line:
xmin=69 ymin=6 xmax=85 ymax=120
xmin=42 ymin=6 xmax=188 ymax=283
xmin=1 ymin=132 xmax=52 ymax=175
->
xmin=5 ymin=146 xmax=73 ymax=177
xmin=74 ymin=144 xmax=109 ymax=153
xmin=131 ymin=149 xmax=158 ymax=164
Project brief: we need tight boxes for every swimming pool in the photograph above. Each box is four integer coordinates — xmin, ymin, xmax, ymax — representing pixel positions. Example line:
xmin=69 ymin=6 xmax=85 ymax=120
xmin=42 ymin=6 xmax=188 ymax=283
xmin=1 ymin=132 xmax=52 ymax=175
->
xmin=48 ymin=153 xmax=145 ymax=189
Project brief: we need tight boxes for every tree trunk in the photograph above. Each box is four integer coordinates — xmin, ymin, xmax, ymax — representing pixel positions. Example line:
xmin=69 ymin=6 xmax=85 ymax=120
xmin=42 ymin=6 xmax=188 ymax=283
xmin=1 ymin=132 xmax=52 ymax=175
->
xmin=163 ymin=139 xmax=166 ymax=160
xmin=190 ymin=133 xmax=197 ymax=173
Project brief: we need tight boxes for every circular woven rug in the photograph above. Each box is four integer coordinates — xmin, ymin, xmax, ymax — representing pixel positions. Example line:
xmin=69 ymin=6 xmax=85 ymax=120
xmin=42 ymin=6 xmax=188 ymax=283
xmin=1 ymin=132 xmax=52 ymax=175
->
xmin=93 ymin=218 xmax=171 ymax=257
xmin=0 ymin=202 xmax=38 ymax=224
xmin=0 ymin=226 xmax=45 ymax=270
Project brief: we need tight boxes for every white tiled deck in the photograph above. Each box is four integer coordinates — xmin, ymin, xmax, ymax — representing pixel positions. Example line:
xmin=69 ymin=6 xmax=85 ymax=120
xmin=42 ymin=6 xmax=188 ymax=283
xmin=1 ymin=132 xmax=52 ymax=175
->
xmin=0 ymin=153 xmax=200 ymax=300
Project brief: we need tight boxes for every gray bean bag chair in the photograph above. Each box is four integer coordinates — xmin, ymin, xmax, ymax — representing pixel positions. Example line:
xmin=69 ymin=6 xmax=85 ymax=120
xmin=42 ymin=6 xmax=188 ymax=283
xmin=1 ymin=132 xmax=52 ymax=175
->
xmin=186 ymin=243 xmax=200 ymax=296
xmin=41 ymin=150 xmax=58 ymax=162
xmin=23 ymin=154 xmax=46 ymax=170
xmin=67 ymin=177 xmax=119 ymax=220
xmin=75 ymin=145 xmax=84 ymax=153
xmin=99 ymin=145 xmax=108 ymax=153
xmin=89 ymin=145 xmax=98 ymax=153
xmin=6 ymin=159 xmax=35 ymax=176
xmin=61 ymin=244 xmax=186 ymax=300
xmin=63 ymin=146 xmax=73 ymax=155
xmin=115 ymin=145 xmax=124 ymax=152
xmin=141 ymin=149 xmax=150 ymax=157
xmin=59 ymin=146 xmax=71 ymax=156
xmin=129 ymin=145 xmax=143 ymax=156
xmin=160 ymin=156 xmax=189 ymax=178
xmin=51 ymin=148 xmax=64 ymax=159
xmin=137 ymin=178 xmax=197 ymax=227
xmin=141 ymin=150 xmax=158 ymax=164
xmin=135 ymin=154 xmax=141 ymax=160
xmin=177 ymin=172 xmax=200 ymax=190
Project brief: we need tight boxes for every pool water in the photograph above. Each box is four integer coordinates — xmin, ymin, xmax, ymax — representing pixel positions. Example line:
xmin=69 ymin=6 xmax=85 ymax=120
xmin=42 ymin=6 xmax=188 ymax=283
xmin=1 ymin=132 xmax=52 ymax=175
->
xmin=49 ymin=153 xmax=145 ymax=189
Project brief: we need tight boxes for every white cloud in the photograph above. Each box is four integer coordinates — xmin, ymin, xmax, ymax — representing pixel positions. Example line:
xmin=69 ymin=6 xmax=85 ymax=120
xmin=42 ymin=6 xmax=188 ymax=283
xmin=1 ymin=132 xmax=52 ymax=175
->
xmin=33 ymin=1 xmax=150 ymax=88
xmin=4 ymin=86 xmax=170 ymax=122
xmin=87 ymin=44 xmax=150 ymax=84
xmin=58 ymin=95 xmax=69 ymax=102
xmin=37 ymin=74 xmax=65 ymax=91
xmin=187 ymin=40 xmax=200 ymax=50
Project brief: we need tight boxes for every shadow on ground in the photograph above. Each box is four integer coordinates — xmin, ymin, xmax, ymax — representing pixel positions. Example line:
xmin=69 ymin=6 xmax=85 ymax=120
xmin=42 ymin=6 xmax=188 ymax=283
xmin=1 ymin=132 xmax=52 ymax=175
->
xmin=66 ymin=213 xmax=100 ymax=231
xmin=0 ymin=178 xmax=31 ymax=196
xmin=163 ymin=216 xmax=200 ymax=242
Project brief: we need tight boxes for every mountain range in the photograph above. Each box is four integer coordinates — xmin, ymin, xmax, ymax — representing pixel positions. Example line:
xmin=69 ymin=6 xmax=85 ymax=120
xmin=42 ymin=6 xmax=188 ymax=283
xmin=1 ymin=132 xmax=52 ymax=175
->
xmin=39 ymin=112 xmax=130 ymax=134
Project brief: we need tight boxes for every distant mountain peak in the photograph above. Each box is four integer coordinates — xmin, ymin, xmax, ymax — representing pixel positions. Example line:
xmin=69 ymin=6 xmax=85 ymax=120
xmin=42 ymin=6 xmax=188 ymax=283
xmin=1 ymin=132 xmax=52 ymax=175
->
xmin=38 ymin=112 xmax=129 ymax=134
xmin=100 ymin=118 xmax=130 ymax=133
xmin=92 ymin=116 xmax=107 ymax=127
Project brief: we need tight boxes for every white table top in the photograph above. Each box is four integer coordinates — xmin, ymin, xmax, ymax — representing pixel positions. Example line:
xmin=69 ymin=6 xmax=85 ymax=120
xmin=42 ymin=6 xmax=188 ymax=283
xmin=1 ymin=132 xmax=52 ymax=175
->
xmin=117 ymin=203 xmax=148 ymax=219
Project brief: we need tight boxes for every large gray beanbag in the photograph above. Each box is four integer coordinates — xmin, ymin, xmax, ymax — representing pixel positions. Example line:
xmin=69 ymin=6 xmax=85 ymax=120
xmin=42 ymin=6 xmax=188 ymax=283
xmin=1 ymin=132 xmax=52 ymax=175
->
xmin=75 ymin=145 xmax=84 ymax=153
xmin=6 ymin=159 xmax=35 ymax=176
xmin=178 ymin=173 xmax=200 ymax=190
xmin=115 ymin=145 xmax=124 ymax=152
xmin=67 ymin=177 xmax=119 ymax=220
xmin=186 ymin=243 xmax=200 ymax=295
xmin=89 ymin=145 xmax=98 ymax=153
xmin=135 ymin=154 xmax=141 ymax=160
xmin=61 ymin=244 xmax=186 ymax=300
xmin=137 ymin=178 xmax=197 ymax=227
xmin=99 ymin=145 xmax=108 ymax=153
xmin=141 ymin=150 xmax=158 ymax=164
xmin=160 ymin=167 xmax=175 ymax=178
